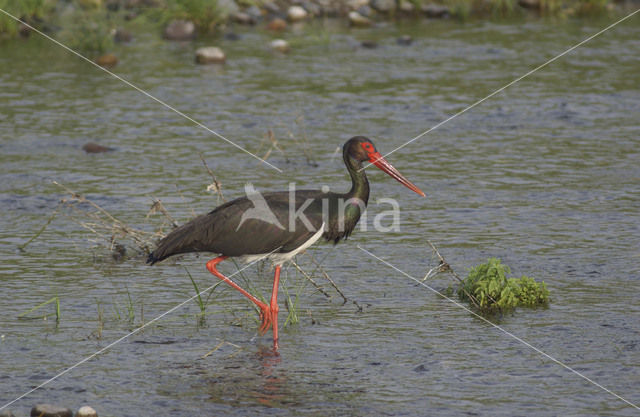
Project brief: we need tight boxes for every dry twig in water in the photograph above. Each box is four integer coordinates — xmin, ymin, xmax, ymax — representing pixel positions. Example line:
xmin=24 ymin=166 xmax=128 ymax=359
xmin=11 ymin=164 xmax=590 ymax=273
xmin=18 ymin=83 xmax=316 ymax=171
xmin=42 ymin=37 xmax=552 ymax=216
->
xmin=422 ymin=240 xmax=481 ymax=309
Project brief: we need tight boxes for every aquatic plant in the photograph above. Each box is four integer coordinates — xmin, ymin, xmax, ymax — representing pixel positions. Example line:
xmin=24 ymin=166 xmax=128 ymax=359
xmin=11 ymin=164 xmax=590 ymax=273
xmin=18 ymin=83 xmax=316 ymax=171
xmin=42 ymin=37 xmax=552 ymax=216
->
xmin=18 ymin=295 xmax=61 ymax=323
xmin=139 ymin=0 xmax=223 ymax=34
xmin=458 ymin=258 xmax=549 ymax=313
xmin=60 ymin=8 xmax=115 ymax=56
xmin=0 ymin=0 xmax=49 ymax=36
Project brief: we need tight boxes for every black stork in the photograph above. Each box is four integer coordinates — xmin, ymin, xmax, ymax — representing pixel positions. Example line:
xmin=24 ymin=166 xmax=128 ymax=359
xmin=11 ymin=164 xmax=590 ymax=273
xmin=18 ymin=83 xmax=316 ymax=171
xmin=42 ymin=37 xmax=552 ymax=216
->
xmin=147 ymin=136 xmax=425 ymax=349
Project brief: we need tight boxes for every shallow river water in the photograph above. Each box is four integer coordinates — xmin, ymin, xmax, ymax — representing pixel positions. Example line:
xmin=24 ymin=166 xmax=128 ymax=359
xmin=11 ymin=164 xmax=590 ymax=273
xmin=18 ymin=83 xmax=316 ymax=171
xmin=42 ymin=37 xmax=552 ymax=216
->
xmin=1 ymin=15 xmax=639 ymax=417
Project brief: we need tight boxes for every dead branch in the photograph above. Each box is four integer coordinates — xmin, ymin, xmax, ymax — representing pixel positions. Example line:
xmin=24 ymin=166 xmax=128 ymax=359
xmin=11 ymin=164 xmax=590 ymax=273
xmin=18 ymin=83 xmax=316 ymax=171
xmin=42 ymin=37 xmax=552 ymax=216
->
xmin=423 ymin=240 xmax=481 ymax=309
xmin=199 ymin=154 xmax=225 ymax=203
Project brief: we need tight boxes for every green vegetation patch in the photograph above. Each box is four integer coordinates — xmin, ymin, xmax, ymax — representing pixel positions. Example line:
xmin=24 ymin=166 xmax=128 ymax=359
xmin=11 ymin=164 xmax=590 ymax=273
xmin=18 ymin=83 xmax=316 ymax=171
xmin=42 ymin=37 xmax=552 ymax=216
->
xmin=458 ymin=258 xmax=549 ymax=313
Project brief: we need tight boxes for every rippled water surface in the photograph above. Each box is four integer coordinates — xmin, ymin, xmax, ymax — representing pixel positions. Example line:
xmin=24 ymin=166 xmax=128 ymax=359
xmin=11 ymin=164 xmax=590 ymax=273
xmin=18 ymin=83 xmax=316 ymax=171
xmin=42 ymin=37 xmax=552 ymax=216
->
xmin=1 ymin=16 xmax=639 ymax=416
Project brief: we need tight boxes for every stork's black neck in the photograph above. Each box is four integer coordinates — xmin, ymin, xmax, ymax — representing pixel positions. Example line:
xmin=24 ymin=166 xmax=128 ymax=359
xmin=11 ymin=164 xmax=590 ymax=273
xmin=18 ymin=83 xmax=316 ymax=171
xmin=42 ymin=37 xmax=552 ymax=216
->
xmin=344 ymin=149 xmax=370 ymax=206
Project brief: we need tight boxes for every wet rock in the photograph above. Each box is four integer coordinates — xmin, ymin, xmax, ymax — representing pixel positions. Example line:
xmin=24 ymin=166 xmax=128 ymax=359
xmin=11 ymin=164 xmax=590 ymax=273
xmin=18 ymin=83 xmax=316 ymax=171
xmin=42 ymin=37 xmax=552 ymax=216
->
xmin=347 ymin=0 xmax=370 ymax=10
xmin=82 ymin=142 xmax=114 ymax=153
xmin=30 ymin=404 xmax=72 ymax=417
xmin=195 ymin=46 xmax=226 ymax=64
xmin=413 ymin=364 xmax=428 ymax=372
xmin=114 ymin=28 xmax=132 ymax=43
xmin=287 ymin=5 xmax=308 ymax=21
xmin=371 ymin=0 xmax=396 ymax=13
xmin=264 ymin=1 xmax=281 ymax=14
xmin=163 ymin=20 xmax=195 ymax=41
xmin=95 ymin=53 xmax=118 ymax=67
xmin=300 ymin=0 xmax=321 ymax=15
xmin=217 ymin=0 xmax=240 ymax=17
xmin=233 ymin=12 xmax=255 ymax=24
xmin=398 ymin=0 xmax=415 ymax=13
xmin=270 ymin=39 xmax=290 ymax=53
xmin=245 ymin=5 xmax=263 ymax=20
xmin=518 ymin=0 xmax=540 ymax=8
xmin=267 ymin=17 xmax=287 ymax=31
xmin=397 ymin=34 xmax=412 ymax=45
xmin=360 ymin=40 xmax=377 ymax=48
xmin=348 ymin=11 xmax=372 ymax=26
xmin=356 ymin=4 xmax=372 ymax=17
xmin=422 ymin=3 xmax=450 ymax=17
xmin=75 ymin=406 xmax=98 ymax=417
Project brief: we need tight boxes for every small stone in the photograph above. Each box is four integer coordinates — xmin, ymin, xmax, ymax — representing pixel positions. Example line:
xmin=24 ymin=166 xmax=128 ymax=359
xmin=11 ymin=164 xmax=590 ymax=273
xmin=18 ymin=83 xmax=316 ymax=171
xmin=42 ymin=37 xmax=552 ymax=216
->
xmin=95 ymin=53 xmax=118 ymax=67
xmin=267 ymin=17 xmax=287 ymax=31
xmin=348 ymin=11 xmax=372 ymax=26
xmin=370 ymin=0 xmax=396 ymax=13
xmin=163 ymin=19 xmax=195 ymax=41
xmin=245 ymin=5 xmax=263 ymax=19
xmin=195 ymin=46 xmax=226 ymax=64
xmin=82 ymin=142 xmax=114 ymax=153
xmin=75 ymin=406 xmax=98 ymax=417
xmin=422 ymin=3 xmax=450 ymax=17
xmin=399 ymin=0 xmax=415 ymax=13
xmin=356 ymin=4 xmax=372 ymax=17
xmin=397 ymin=35 xmax=412 ymax=45
xmin=232 ymin=12 xmax=255 ymax=24
xmin=360 ymin=40 xmax=377 ymax=49
xmin=346 ymin=0 xmax=370 ymax=10
xmin=287 ymin=5 xmax=308 ymax=21
xmin=18 ymin=22 xmax=31 ymax=37
xmin=264 ymin=2 xmax=281 ymax=13
xmin=30 ymin=404 xmax=72 ymax=417
xmin=518 ymin=0 xmax=540 ymax=8
xmin=114 ymin=28 xmax=132 ymax=42
xmin=270 ymin=39 xmax=290 ymax=53
xmin=217 ymin=0 xmax=240 ymax=17
xmin=300 ymin=0 xmax=320 ymax=15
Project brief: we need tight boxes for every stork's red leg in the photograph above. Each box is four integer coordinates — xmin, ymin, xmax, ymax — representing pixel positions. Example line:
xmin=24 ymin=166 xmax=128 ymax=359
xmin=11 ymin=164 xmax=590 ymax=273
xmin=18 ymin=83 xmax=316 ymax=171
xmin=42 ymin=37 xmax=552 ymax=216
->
xmin=270 ymin=265 xmax=281 ymax=350
xmin=206 ymin=256 xmax=273 ymax=334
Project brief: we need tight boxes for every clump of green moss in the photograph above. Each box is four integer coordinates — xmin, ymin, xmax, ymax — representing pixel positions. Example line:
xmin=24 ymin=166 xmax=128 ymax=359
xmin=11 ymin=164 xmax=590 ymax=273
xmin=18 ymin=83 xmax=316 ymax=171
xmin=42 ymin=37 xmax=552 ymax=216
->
xmin=458 ymin=258 xmax=549 ymax=313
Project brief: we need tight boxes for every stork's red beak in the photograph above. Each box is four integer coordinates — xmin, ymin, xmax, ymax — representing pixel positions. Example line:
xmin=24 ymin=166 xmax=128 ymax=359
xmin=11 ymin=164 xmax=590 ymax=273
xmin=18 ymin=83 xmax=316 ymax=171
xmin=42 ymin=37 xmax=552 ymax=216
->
xmin=369 ymin=152 xmax=426 ymax=197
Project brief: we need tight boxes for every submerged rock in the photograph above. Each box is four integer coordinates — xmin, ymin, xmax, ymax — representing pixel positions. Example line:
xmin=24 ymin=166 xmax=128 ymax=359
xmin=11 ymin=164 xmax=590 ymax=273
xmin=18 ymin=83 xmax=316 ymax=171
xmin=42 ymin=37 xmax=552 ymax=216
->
xmin=30 ymin=404 xmax=72 ymax=417
xmin=82 ymin=142 xmax=114 ymax=153
xmin=270 ymin=39 xmax=290 ymax=53
xmin=95 ymin=54 xmax=118 ymax=67
xmin=287 ymin=5 xmax=308 ymax=21
xmin=397 ymin=35 xmax=413 ymax=45
xmin=75 ymin=406 xmax=98 ymax=417
xmin=360 ymin=40 xmax=377 ymax=48
xmin=0 ymin=409 xmax=16 ymax=417
xmin=195 ymin=46 xmax=226 ymax=64
xmin=163 ymin=20 xmax=195 ymax=40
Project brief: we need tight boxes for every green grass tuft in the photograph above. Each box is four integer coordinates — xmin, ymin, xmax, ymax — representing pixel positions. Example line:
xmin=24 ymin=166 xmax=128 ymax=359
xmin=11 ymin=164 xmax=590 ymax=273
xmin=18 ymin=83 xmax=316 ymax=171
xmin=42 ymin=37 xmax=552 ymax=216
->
xmin=458 ymin=258 xmax=549 ymax=313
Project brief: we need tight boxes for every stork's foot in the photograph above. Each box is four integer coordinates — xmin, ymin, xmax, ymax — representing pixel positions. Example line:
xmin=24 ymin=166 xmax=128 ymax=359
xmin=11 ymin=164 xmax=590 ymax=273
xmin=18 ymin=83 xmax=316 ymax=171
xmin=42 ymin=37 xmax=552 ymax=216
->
xmin=258 ymin=304 xmax=279 ymax=336
xmin=258 ymin=305 xmax=273 ymax=335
